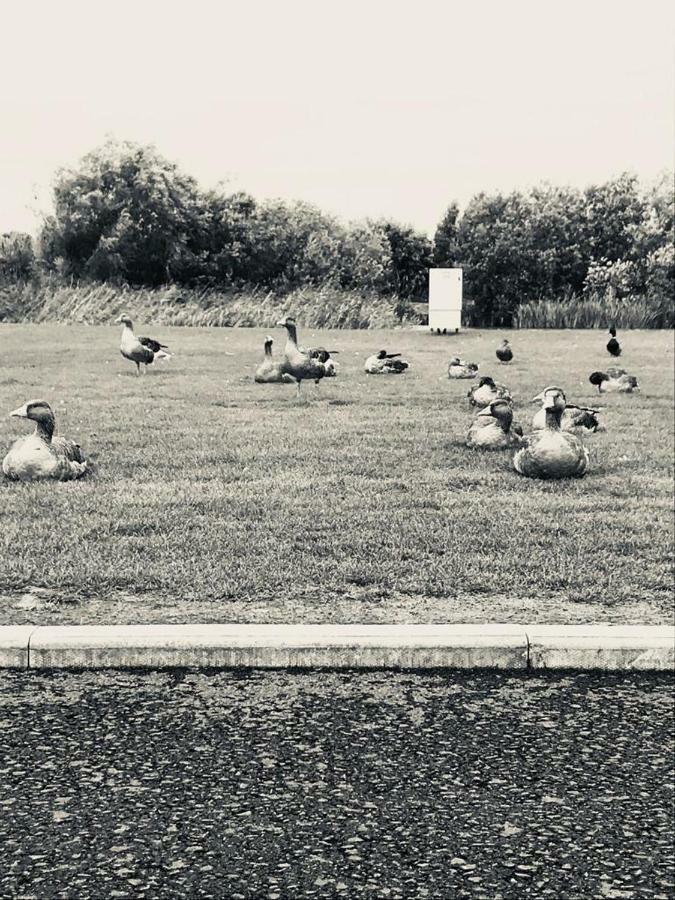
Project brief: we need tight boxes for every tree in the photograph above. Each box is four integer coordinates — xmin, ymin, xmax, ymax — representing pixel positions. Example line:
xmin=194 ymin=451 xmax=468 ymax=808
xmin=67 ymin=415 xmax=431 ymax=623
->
xmin=433 ymin=202 xmax=460 ymax=268
xmin=42 ymin=139 xmax=207 ymax=285
xmin=379 ymin=221 xmax=433 ymax=299
xmin=0 ymin=232 xmax=35 ymax=280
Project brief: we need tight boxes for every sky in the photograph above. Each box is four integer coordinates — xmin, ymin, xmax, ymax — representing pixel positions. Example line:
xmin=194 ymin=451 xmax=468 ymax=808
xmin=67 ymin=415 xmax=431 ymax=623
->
xmin=1 ymin=0 xmax=673 ymax=237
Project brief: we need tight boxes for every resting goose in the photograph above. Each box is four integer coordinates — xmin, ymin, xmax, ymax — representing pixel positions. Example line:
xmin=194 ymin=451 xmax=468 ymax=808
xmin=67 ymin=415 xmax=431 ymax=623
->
xmin=364 ymin=351 xmax=409 ymax=375
xmin=531 ymin=387 xmax=605 ymax=434
xmin=496 ymin=339 xmax=513 ymax=363
xmin=3 ymin=400 xmax=88 ymax=482
xmin=118 ymin=316 xmax=171 ymax=374
xmin=467 ymin=376 xmax=512 ymax=408
xmin=606 ymin=326 xmax=622 ymax=357
xmin=513 ymin=387 xmax=588 ymax=479
xmin=467 ymin=399 xmax=523 ymax=450
xmin=448 ymin=357 xmax=479 ymax=379
xmin=254 ymin=336 xmax=294 ymax=384
xmin=276 ymin=316 xmax=331 ymax=397
xmin=308 ymin=347 xmax=339 ymax=377
xmin=589 ymin=369 xmax=639 ymax=393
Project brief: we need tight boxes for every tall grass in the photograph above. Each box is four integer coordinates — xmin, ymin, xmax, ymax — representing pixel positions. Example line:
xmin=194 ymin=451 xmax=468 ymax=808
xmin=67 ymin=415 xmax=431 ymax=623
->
xmin=514 ymin=290 xmax=674 ymax=329
xmin=0 ymin=278 xmax=423 ymax=329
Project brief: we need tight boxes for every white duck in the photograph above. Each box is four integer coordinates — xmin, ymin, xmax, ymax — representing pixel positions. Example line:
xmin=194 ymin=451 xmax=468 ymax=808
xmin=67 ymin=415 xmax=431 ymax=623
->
xmin=118 ymin=316 xmax=171 ymax=375
xmin=531 ymin=387 xmax=604 ymax=434
xmin=364 ymin=350 xmax=409 ymax=375
xmin=467 ymin=376 xmax=512 ymax=408
xmin=3 ymin=400 xmax=88 ymax=482
xmin=448 ymin=357 xmax=479 ymax=379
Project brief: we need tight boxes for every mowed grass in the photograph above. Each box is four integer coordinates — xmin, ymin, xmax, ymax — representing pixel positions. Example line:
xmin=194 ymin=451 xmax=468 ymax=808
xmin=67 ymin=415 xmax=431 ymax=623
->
xmin=0 ymin=324 xmax=673 ymax=626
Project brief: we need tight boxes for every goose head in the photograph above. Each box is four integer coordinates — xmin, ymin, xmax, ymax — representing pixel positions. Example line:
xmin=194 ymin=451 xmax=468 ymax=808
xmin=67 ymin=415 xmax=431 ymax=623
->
xmin=478 ymin=376 xmax=496 ymax=389
xmin=589 ymin=371 xmax=607 ymax=388
xmin=608 ymin=326 xmax=616 ymax=337
xmin=477 ymin=398 xmax=513 ymax=430
xmin=448 ymin=357 xmax=461 ymax=366
xmin=117 ymin=315 xmax=133 ymax=328
xmin=500 ymin=339 xmax=510 ymax=346
xmin=540 ymin=387 xmax=567 ymax=412
xmin=376 ymin=350 xmax=389 ymax=360
xmin=531 ymin=385 xmax=566 ymax=405
xmin=9 ymin=399 xmax=56 ymax=439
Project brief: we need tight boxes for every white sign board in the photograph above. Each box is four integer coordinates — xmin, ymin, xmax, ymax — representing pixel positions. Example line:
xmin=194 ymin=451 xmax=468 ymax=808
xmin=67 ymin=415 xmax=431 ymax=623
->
xmin=428 ymin=268 xmax=463 ymax=332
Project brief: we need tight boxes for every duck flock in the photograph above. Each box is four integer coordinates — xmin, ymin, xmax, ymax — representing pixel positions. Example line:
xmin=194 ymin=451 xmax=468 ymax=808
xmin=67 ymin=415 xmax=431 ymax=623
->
xmin=2 ymin=319 xmax=639 ymax=483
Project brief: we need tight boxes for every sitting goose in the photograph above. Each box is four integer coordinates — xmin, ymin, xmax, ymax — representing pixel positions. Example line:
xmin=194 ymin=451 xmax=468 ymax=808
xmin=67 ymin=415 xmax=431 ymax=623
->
xmin=254 ymin=336 xmax=294 ymax=384
xmin=276 ymin=316 xmax=332 ymax=397
xmin=513 ymin=387 xmax=589 ymax=480
xmin=606 ymin=326 xmax=621 ymax=357
xmin=118 ymin=316 xmax=171 ymax=375
xmin=496 ymin=339 xmax=513 ymax=363
xmin=364 ymin=350 xmax=409 ymax=375
xmin=3 ymin=400 xmax=88 ymax=482
xmin=467 ymin=399 xmax=523 ymax=450
xmin=308 ymin=347 xmax=339 ymax=377
xmin=448 ymin=357 xmax=479 ymax=379
xmin=589 ymin=369 xmax=639 ymax=393
xmin=467 ymin=376 xmax=512 ymax=408
xmin=531 ymin=387 xmax=605 ymax=434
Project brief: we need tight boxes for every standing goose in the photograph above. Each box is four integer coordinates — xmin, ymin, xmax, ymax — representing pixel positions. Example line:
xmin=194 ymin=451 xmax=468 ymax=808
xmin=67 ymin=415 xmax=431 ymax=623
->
xmin=467 ymin=399 xmax=523 ymax=450
xmin=606 ymin=326 xmax=621 ymax=357
xmin=531 ymin=387 xmax=605 ymax=434
xmin=448 ymin=357 xmax=479 ymax=379
xmin=496 ymin=339 xmax=513 ymax=363
xmin=276 ymin=316 xmax=331 ymax=397
xmin=118 ymin=316 xmax=171 ymax=375
xmin=589 ymin=369 xmax=639 ymax=393
xmin=3 ymin=400 xmax=88 ymax=481
xmin=254 ymin=336 xmax=294 ymax=384
xmin=467 ymin=376 xmax=512 ymax=408
xmin=513 ymin=387 xmax=589 ymax=479
xmin=364 ymin=350 xmax=409 ymax=375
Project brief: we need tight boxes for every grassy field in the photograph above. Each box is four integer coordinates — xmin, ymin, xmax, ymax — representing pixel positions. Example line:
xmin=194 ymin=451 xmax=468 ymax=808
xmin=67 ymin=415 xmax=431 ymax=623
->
xmin=0 ymin=324 xmax=672 ymax=627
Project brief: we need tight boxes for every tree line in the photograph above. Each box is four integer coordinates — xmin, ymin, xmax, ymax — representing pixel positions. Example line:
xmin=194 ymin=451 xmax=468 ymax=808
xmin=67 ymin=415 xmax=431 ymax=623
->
xmin=0 ymin=139 xmax=672 ymax=325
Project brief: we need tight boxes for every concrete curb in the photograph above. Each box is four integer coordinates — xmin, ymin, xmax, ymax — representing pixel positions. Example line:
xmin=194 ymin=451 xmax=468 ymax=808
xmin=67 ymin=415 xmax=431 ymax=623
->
xmin=0 ymin=623 xmax=673 ymax=671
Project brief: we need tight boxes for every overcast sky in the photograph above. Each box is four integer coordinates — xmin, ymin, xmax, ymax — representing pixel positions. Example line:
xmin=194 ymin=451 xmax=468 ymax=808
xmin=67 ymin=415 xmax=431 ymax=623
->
xmin=1 ymin=0 xmax=673 ymax=236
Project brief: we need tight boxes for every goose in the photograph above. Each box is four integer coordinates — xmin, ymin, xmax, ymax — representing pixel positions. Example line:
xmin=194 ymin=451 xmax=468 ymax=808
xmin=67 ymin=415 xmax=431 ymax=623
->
xmin=254 ymin=335 xmax=295 ymax=384
xmin=276 ymin=316 xmax=332 ymax=397
xmin=467 ymin=376 xmax=512 ymax=408
xmin=308 ymin=347 xmax=339 ymax=377
xmin=496 ymin=339 xmax=513 ymax=363
xmin=513 ymin=387 xmax=589 ymax=479
xmin=3 ymin=400 xmax=88 ymax=482
xmin=589 ymin=369 xmax=639 ymax=393
xmin=606 ymin=326 xmax=621 ymax=357
xmin=364 ymin=350 xmax=409 ymax=375
xmin=448 ymin=357 xmax=479 ymax=379
xmin=118 ymin=316 xmax=171 ymax=375
xmin=467 ymin=399 xmax=523 ymax=450
xmin=531 ymin=387 xmax=605 ymax=434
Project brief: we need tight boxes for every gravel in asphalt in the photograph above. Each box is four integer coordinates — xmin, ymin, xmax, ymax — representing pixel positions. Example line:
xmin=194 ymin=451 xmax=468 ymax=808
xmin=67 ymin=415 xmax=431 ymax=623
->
xmin=0 ymin=670 xmax=673 ymax=899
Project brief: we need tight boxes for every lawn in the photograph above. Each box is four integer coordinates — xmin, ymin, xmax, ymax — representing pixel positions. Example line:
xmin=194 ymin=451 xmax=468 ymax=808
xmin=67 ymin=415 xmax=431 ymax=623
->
xmin=0 ymin=323 xmax=673 ymax=627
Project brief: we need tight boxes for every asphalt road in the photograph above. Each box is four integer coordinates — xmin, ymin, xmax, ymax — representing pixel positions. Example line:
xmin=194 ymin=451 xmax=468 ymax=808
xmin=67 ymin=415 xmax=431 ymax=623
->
xmin=0 ymin=670 xmax=672 ymax=900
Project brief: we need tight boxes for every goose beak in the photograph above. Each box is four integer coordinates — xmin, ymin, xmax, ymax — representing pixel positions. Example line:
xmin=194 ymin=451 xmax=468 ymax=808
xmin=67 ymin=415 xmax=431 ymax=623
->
xmin=530 ymin=391 xmax=545 ymax=403
xmin=276 ymin=320 xmax=286 ymax=327
xmin=9 ymin=404 xmax=29 ymax=418
xmin=476 ymin=406 xmax=493 ymax=418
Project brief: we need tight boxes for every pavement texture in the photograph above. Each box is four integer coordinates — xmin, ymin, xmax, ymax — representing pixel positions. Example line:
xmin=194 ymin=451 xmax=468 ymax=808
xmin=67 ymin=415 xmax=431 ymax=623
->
xmin=0 ymin=670 xmax=673 ymax=900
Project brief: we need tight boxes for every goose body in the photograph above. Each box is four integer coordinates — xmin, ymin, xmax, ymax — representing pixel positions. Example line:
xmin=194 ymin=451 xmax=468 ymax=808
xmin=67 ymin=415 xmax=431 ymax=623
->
xmin=3 ymin=400 xmax=88 ymax=482
xmin=514 ymin=388 xmax=588 ymax=479
xmin=589 ymin=369 xmax=639 ymax=393
xmin=606 ymin=326 xmax=621 ymax=357
xmin=276 ymin=316 xmax=331 ymax=396
xmin=365 ymin=351 xmax=409 ymax=375
xmin=496 ymin=340 xmax=513 ymax=363
xmin=467 ymin=400 xmax=523 ymax=450
xmin=531 ymin=387 xmax=604 ymax=434
xmin=118 ymin=316 xmax=171 ymax=374
xmin=448 ymin=357 xmax=479 ymax=379
xmin=467 ymin=376 xmax=512 ymax=407
xmin=254 ymin=336 xmax=295 ymax=384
